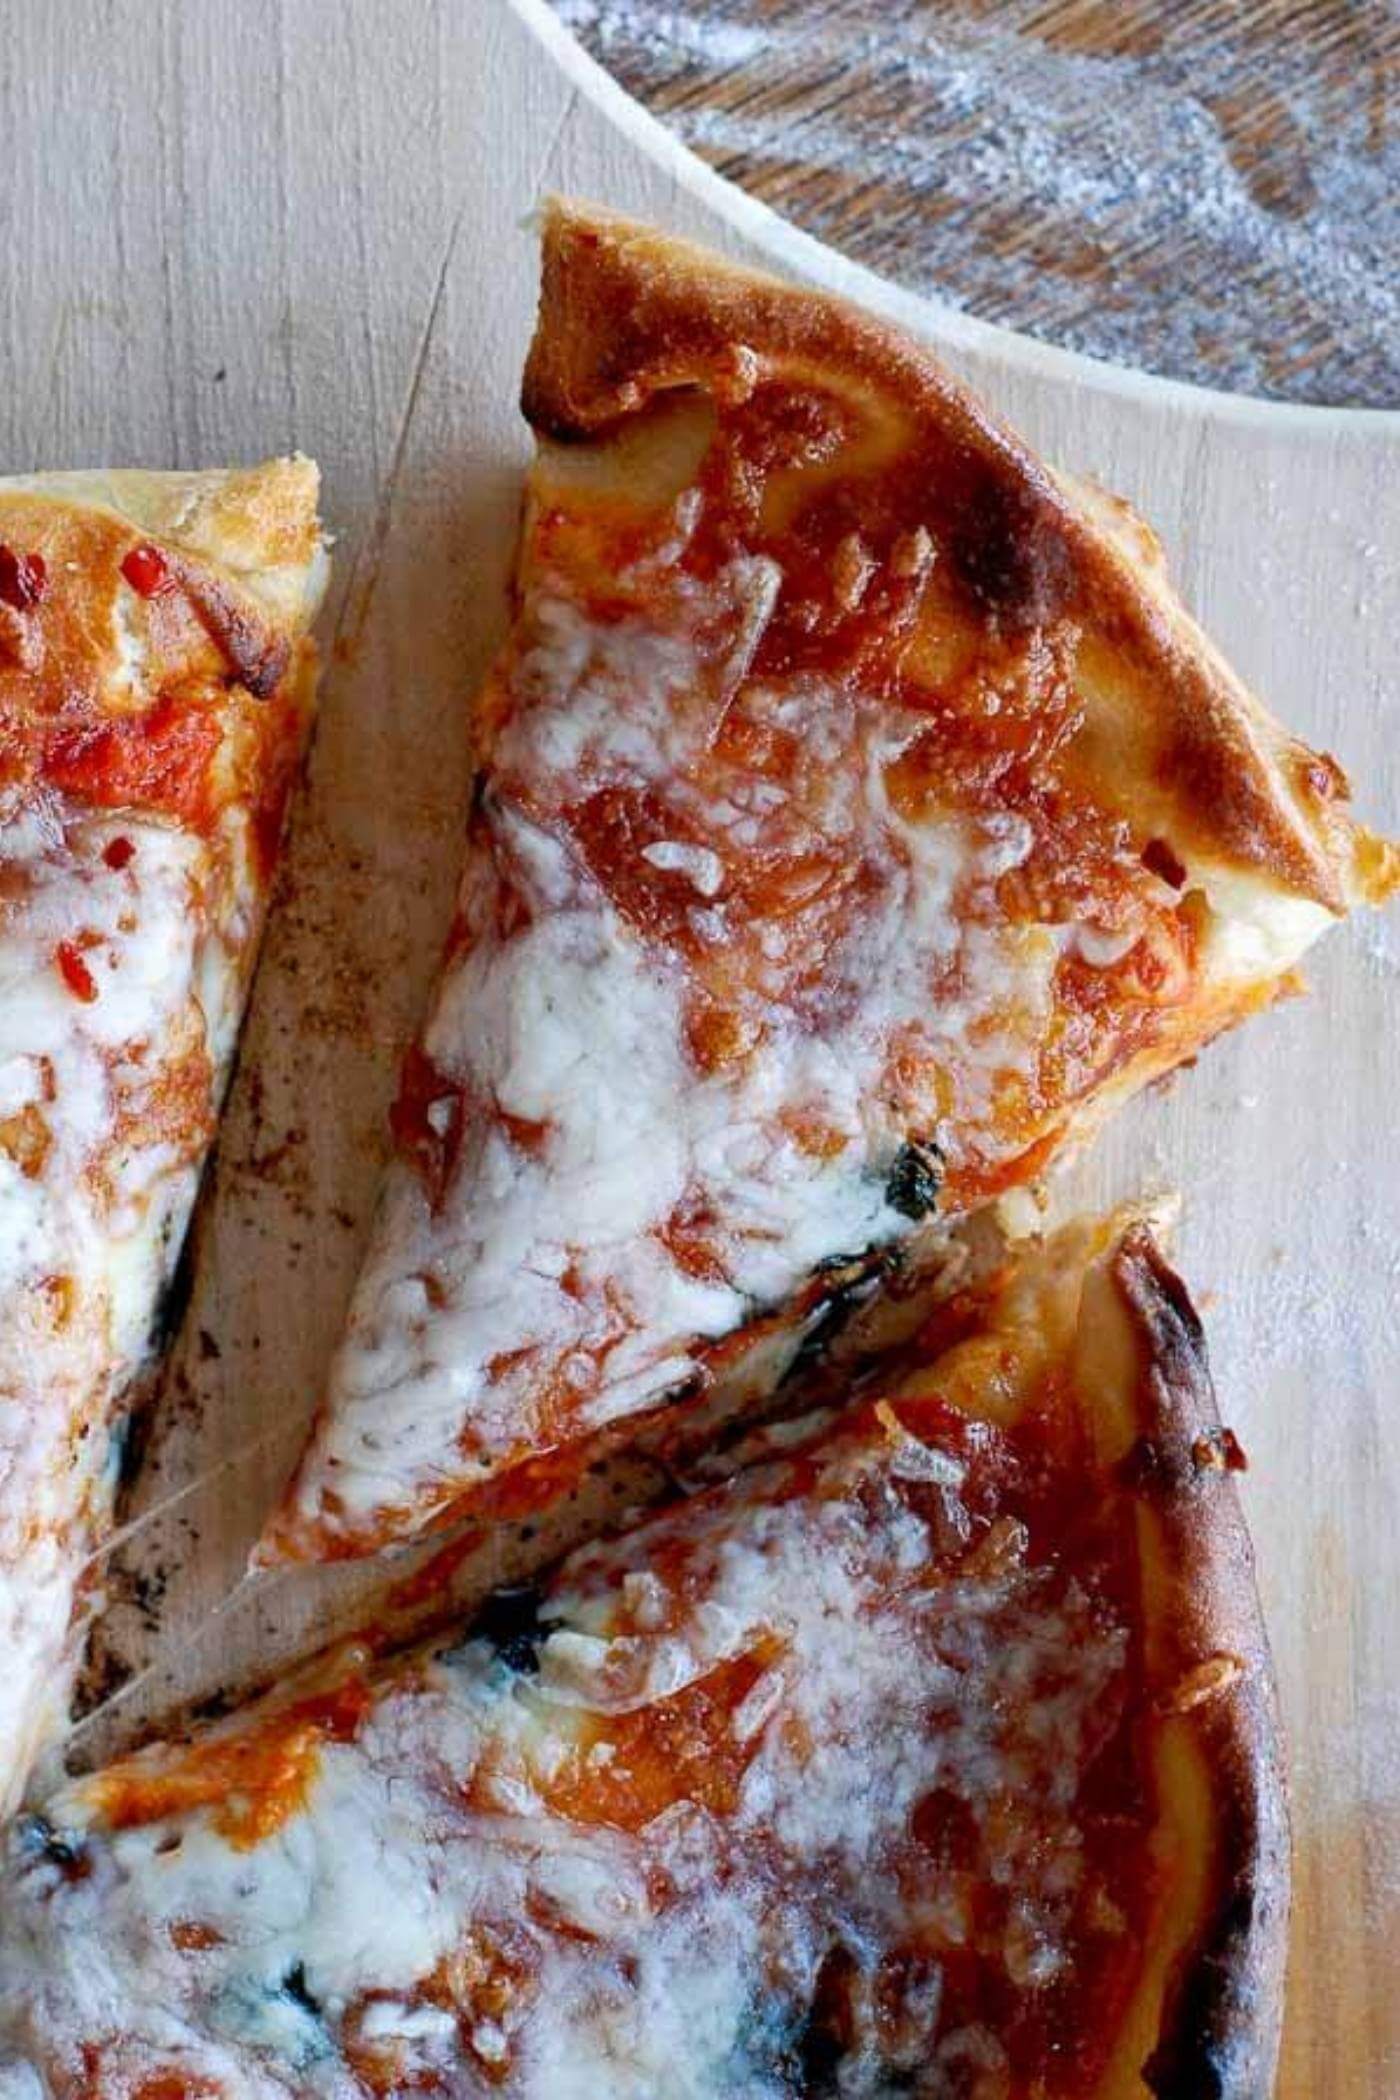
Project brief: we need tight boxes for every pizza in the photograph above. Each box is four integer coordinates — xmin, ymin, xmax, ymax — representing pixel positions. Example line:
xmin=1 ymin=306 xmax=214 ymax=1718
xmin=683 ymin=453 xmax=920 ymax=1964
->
xmin=0 ymin=460 xmax=327 ymax=1812
xmin=259 ymin=203 xmax=1395 ymax=1566
xmin=0 ymin=1214 xmax=1287 ymax=2098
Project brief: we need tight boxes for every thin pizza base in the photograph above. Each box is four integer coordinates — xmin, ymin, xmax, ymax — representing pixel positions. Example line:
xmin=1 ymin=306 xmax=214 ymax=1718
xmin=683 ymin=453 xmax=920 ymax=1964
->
xmin=261 ymin=203 xmax=1395 ymax=1568
xmin=0 ymin=460 xmax=326 ymax=1811
xmin=0 ymin=1215 xmax=1287 ymax=2098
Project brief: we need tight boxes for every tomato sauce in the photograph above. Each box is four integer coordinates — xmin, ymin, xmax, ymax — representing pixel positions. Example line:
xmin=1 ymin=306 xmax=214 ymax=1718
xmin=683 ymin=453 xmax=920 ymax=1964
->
xmin=40 ymin=694 xmax=222 ymax=830
xmin=93 ymin=1674 xmax=374 ymax=1850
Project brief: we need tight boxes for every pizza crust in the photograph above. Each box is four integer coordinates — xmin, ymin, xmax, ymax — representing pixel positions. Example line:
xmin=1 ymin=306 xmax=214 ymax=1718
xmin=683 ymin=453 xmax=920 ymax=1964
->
xmin=863 ymin=1210 xmax=1289 ymax=2096
xmin=256 ymin=207 xmax=1395 ymax=1571
xmin=524 ymin=198 xmax=1394 ymax=934
xmin=0 ymin=457 xmax=327 ymax=622
xmin=1106 ymin=1229 xmax=1289 ymax=2099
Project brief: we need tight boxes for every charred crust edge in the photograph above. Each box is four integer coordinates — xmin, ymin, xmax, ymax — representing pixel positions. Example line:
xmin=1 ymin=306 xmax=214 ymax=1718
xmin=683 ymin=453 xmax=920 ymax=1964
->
xmin=521 ymin=198 xmax=1359 ymax=911
xmin=1112 ymin=1228 xmax=1290 ymax=2100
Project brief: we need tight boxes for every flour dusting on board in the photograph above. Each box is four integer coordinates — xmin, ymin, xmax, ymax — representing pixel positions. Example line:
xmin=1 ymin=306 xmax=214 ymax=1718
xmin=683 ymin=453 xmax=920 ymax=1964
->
xmin=559 ymin=0 xmax=1400 ymax=406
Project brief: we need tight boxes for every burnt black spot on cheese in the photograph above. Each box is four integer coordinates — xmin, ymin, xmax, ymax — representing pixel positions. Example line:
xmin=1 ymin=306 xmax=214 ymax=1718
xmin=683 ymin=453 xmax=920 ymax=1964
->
xmin=17 ymin=1816 xmax=88 ymax=1882
xmin=282 ymin=1963 xmax=322 ymax=2019
xmin=811 ymin=1251 xmax=873 ymax=1279
xmin=884 ymin=1138 xmax=944 ymax=1222
xmin=467 ymin=1584 xmax=550 ymax=1676
xmin=792 ymin=1943 xmax=861 ymax=2094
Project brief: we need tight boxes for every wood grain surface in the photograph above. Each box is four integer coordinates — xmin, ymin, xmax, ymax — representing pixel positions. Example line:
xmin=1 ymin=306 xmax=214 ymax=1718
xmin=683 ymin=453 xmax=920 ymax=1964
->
xmin=0 ymin=2 xmax=1397 ymax=2091
xmin=559 ymin=0 xmax=1400 ymax=407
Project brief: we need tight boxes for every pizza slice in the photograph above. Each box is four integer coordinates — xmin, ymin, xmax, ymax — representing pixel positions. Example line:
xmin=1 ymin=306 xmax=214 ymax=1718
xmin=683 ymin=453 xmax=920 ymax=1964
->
xmin=0 ymin=1214 xmax=1286 ymax=2098
xmin=0 ymin=460 xmax=327 ymax=1811
xmin=262 ymin=201 xmax=1394 ymax=1564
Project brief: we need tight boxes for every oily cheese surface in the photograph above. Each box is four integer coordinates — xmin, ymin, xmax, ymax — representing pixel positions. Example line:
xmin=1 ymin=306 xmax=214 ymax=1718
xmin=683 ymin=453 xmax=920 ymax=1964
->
xmin=0 ymin=1220 xmax=1285 ymax=2096
xmin=1 ymin=7 xmax=1391 ymax=2094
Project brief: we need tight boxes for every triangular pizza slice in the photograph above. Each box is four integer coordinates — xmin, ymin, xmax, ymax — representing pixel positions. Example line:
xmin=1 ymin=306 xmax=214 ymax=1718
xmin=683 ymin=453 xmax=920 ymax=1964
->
xmin=263 ymin=203 xmax=1392 ymax=1563
xmin=1 ymin=1215 xmax=1287 ymax=2097
xmin=0 ymin=460 xmax=326 ymax=1808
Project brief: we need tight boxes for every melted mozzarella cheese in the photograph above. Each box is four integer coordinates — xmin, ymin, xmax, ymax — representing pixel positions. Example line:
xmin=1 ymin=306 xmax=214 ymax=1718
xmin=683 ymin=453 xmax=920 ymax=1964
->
xmin=0 ymin=1407 xmax=1128 ymax=2097
xmin=297 ymin=553 xmax=1107 ymax=1541
xmin=0 ymin=802 xmax=245 ymax=1813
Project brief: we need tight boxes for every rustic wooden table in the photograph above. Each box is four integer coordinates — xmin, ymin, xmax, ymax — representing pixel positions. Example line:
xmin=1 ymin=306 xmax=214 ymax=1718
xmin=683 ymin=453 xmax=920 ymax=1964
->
xmin=558 ymin=0 xmax=1400 ymax=407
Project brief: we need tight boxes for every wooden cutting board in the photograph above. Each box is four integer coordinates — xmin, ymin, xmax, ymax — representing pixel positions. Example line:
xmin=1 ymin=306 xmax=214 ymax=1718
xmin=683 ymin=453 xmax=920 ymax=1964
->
xmin=4 ymin=4 xmax=1397 ymax=2090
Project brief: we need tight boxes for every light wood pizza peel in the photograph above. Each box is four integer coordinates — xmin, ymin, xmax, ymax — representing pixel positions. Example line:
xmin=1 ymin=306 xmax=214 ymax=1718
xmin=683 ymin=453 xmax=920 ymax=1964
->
xmin=2 ymin=4 xmax=1395 ymax=2089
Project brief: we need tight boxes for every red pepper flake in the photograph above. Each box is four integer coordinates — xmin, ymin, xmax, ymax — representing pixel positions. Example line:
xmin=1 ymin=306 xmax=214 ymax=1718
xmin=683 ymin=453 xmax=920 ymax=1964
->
xmin=1141 ymin=836 xmax=1187 ymax=891
xmin=55 ymin=940 xmax=98 ymax=1003
xmin=102 ymin=835 xmax=136 ymax=871
xmin=120 ymin=543 xmax=173 ymax=599
xmin=0 ymin=546 xmax=48 ymax=610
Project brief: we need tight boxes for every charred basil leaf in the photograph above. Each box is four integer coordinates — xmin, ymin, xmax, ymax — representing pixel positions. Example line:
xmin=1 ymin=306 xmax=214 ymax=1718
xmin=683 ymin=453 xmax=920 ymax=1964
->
xmin=884 ymin=1137 xmax=945 ymax=1221
xmin=782 ymin=1254 xmax=883 ymax=1389
xmin=812 ymin=1251 xmax=870 ymax=1277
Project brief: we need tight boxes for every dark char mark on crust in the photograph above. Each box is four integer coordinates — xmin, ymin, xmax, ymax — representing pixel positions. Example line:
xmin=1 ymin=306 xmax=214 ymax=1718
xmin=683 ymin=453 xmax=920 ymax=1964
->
xmin=949 ymin=471 xmax=1075 ymax=629
xmin=1112 ymin=1228 xmax=1291 ymax=2100
xmin=778 ymin=1249 xmax=891 ymax=1391
xmin=145 ymin=1218 xmax=201 ymax=1371
xmin=163 ymin=548 xmax=292 ymax=698
xmin=523 ymin=205 xmax=1359 ymax=913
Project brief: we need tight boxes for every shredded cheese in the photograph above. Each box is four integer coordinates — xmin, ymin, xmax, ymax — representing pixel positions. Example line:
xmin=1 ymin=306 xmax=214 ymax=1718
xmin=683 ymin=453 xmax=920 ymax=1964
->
xmin=0 ymin=1394 xmax=1138 ymax=2097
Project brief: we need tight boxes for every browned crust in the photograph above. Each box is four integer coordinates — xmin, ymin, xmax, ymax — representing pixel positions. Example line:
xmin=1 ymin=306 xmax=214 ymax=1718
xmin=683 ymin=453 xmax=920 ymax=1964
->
xmin=158 ymin=547 xmax=291 ymax=700
xmin=0 ymin=461 xmax=324 ymax=805
xmin=523 ymin=199 xmax=1391 ymax=916
xmin=1110 ymin=1227 xmax=1290 ymax=2100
